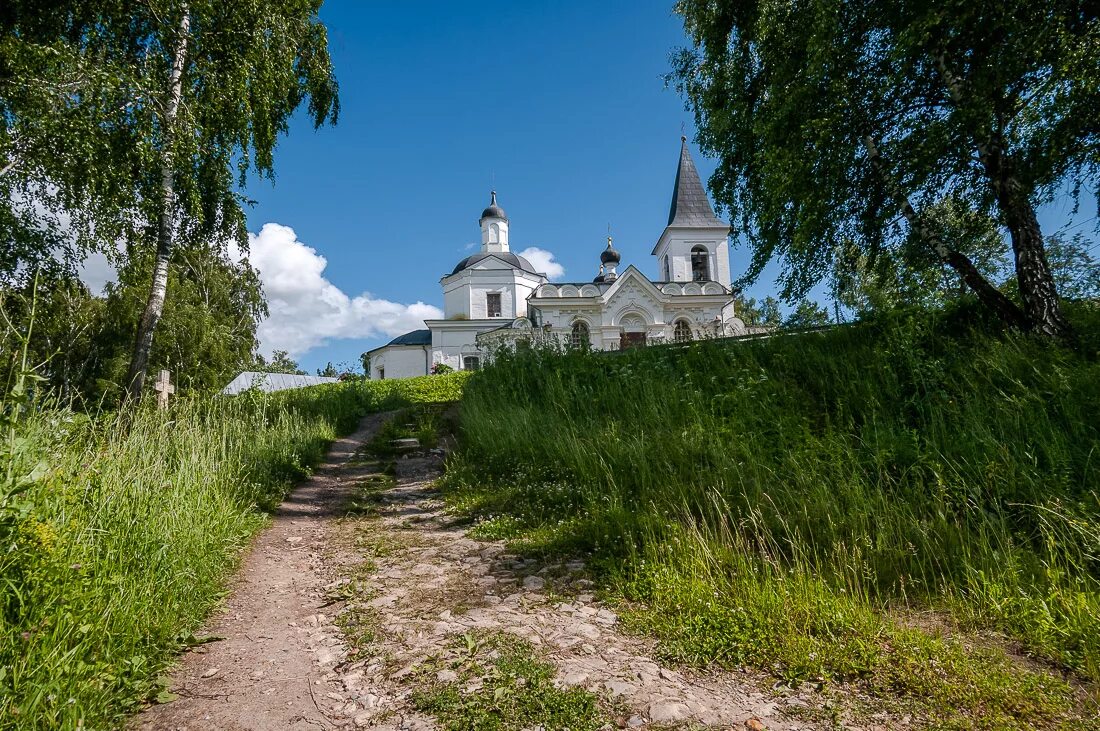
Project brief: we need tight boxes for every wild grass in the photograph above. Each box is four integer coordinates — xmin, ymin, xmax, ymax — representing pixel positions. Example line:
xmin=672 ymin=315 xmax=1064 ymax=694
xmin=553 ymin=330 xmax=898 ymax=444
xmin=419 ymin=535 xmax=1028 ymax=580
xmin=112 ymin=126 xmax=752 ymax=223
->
xmin=445 ymin=306 xmax=1100 ymax=727
xmin=0 ymin=372 xmax=468 ymax=730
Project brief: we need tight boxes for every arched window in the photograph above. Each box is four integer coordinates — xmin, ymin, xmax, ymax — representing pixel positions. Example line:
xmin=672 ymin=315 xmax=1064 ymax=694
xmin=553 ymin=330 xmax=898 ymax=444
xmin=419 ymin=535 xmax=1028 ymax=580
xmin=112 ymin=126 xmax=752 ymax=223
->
xmin=570 ymin=320 xmax=590 ymax=349
xmin=489 ymin=222 xmax=500 ymax=243
xmin=673 ymin=320 xmax=693 ymax=343
xmin=691 ymin=246 xmax=710 ymax=281
xmin=662 ymin=255 xmax=670 ymax=280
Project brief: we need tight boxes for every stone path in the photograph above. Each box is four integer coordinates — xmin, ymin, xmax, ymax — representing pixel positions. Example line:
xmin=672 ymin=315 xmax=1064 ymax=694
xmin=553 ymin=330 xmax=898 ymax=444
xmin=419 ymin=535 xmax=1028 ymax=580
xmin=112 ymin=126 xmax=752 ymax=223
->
xmin=133 ymin=414 xmax=391 ymax=731
xmin=330 ymin=452 xmax=825 ymax=730
xmin=133 ymin=417 xmax=826 ymax=730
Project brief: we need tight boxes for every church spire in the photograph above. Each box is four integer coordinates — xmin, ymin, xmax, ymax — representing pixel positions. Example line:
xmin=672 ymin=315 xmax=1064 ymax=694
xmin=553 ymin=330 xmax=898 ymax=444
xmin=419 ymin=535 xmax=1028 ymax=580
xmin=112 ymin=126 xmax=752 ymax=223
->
xmin=667 ymin=136 xmax=725 ymax=228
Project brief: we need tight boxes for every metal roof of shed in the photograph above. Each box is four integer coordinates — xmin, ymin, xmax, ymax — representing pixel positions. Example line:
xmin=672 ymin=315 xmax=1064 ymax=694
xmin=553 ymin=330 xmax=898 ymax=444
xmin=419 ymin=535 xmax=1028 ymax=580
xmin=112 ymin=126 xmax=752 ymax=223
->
xmin=221 ymin=371 xmax=339 ymax=395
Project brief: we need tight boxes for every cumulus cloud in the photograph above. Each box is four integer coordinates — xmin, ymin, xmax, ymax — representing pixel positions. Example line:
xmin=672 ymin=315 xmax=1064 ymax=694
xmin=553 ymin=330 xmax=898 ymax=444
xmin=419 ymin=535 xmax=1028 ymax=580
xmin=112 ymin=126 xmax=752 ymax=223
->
xmin=248 ymin=223 xmax=442 ymax=357
xmin=518 ymin=246 xmax=565 ymax=280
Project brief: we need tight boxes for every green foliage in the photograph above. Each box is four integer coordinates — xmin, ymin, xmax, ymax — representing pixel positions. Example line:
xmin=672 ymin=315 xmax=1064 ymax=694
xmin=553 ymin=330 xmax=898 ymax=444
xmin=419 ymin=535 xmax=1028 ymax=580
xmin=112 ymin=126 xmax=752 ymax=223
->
xmin=98 ymin=242 xmax=267 ymax=396
xmin=254 ymin=349 xmax=306 ymax=376
xmin=445 ymin=311 xmax=1100 ymax=725
xmin=412 ymin=632 xmax=607 ymax=731
xmin=2 ymin=0 xmax=340 ymax=255
xmin=0 ymin=240 xmax=268 ymax=404
xmin=735 ymin=294 xmax=782 ymax=328
xmin=1045 ymin=233 xmax=1100 ymax=301
xmin=0 ymin=2 xmax=147 ymax=280
xmin=0 ymin=268 xmax=108 ymax=401
xmin=0 ymin=368 xmax=464 ymax=728
xmin=0 ymin=382 xmax=363 ymax=729
xmin=670 ymin=0 xmax=1098 ymax=330
xmin=346 ymin=372 xmax=471 ymax=412
xmin=782 ymin=298 xmax=832 ymax=329
xmin=835 ymin=197 xmax=1014 ymax=315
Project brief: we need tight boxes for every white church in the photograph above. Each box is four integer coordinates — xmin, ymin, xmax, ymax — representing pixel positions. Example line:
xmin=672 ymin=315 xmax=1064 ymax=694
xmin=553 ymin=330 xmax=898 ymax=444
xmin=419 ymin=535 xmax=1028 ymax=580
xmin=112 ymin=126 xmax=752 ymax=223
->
xmin=365 ymin=138 xmax=755 ymax=380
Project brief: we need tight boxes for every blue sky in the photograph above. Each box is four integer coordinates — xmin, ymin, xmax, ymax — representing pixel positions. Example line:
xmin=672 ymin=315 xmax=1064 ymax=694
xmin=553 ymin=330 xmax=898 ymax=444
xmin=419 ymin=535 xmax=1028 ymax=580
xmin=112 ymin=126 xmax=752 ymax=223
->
xmin=235 ymin=0 xmax=1096 ymax=374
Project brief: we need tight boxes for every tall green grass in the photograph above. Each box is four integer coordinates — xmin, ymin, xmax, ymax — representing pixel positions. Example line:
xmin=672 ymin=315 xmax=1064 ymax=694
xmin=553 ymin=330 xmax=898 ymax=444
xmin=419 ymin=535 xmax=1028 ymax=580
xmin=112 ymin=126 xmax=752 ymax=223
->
xmin=0 ymin=372 xmax=468 ymax=730
xmin=446 ymin=307 xmax=1100 ymax=724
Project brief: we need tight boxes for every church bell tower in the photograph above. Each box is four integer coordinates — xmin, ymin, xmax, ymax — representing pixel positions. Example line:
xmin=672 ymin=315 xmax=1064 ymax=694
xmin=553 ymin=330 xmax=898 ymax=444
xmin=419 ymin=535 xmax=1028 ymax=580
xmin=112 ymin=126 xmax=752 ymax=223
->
xmin=653 ymin=137 xmax=731 ymax=286
xmin=479 ymin=190 xmax=510 ymax=253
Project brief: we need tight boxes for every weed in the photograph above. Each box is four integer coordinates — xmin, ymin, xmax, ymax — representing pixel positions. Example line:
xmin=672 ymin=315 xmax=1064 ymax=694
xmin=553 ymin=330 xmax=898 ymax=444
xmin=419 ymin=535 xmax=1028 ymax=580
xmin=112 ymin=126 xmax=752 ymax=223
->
xmin=411 ymin=632 xmax=608 ymax=731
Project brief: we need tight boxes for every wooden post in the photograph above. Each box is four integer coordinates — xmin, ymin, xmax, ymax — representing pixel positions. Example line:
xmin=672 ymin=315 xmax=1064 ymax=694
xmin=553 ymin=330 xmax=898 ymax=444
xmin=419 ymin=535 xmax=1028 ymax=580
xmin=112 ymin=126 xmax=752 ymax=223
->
xmin=154 ymin=369 xmax=175 ymax=410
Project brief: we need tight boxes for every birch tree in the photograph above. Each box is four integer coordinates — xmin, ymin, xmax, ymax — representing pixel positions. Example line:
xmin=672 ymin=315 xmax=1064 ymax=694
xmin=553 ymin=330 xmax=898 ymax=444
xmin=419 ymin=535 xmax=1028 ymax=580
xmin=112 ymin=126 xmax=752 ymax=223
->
xmin=671 ymin=0 xmax=1099 ymax=340
xmin=122 ymin=0 xmax=338 ymax=400
xmin=2 ymin=2 xmax=338 ymax=399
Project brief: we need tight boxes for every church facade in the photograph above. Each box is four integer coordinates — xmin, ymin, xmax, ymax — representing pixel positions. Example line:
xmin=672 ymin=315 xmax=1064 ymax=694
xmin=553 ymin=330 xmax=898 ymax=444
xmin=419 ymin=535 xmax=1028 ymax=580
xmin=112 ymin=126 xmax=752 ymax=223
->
xmin=365 ymin=138 xmax=753 ymax=380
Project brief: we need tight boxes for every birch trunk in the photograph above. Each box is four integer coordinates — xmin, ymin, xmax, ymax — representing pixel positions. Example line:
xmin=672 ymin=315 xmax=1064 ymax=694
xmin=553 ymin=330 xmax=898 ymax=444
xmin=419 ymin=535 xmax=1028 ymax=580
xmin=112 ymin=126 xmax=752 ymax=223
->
xmin=935 ymin=55 xmax=1073 ymax=340
xmin=862 ymin=137 xmax=1029 ymax=329
xmin=125 ymin=8 xmax=190 ymax=402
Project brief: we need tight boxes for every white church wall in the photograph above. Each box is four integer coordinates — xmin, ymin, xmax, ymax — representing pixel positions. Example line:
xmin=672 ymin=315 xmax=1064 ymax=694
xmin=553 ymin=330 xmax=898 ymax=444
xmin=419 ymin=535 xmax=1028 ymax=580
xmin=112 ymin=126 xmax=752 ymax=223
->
xmin=369 ymin=346 xmax=428 ymax=380
xmin=654 ymin=228 xmax=733 ymax=286
xmin=469 ymin=284 xmax=514 ymax=319
xmin=442 ymin=267 xmax=544 ymax=321
xmin=443 ymin=286 xmax=470 ymax=318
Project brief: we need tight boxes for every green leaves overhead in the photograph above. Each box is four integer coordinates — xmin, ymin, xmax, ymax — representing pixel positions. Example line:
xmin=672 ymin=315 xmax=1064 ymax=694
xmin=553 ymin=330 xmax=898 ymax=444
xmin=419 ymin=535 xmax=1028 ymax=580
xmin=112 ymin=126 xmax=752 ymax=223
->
xmin=672 ymin=0 xmax=1099 ymax=334
xmin=1 ymin=0 xmax=338 ymax=265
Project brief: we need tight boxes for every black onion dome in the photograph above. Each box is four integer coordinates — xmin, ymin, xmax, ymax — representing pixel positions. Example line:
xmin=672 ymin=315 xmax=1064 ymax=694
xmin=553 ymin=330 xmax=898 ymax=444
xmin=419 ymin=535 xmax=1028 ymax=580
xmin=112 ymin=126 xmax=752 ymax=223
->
xmin=479 ymin=190 xmax=507 ymax=222
xmin=450 ymin=251 xmax=538 ymax=276
xmin=600 ymin=238 xmax=621 ymax=265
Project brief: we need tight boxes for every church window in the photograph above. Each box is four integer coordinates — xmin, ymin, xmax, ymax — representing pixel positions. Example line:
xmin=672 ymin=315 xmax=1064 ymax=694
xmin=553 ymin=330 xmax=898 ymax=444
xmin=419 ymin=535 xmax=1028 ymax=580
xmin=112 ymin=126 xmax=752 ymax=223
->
xmin=376 ymin=367 xmax=385 ymax=380
xmin=570 ymin=321 xmax=590 ymax=349
xmin=463 ymin=355 xmax=481 ymax=371
xmin=691 ymin=246 xmax=710 ymax=281
xmin=486 ymin=292 xmax=502 ymax=317
xmin=673 ymin=320 xmax=693 ymax=342
xmin=662 ymin=255 xmax=670 ymax=280
xmin=489 ymin=223 xmax=500 ymax=243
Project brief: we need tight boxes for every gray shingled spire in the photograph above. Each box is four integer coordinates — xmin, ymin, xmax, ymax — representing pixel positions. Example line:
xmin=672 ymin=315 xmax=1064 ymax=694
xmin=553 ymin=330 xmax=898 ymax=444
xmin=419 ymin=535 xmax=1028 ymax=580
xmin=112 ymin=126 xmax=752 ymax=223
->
xmin=667 ymin=136 xmax=725 ymax=227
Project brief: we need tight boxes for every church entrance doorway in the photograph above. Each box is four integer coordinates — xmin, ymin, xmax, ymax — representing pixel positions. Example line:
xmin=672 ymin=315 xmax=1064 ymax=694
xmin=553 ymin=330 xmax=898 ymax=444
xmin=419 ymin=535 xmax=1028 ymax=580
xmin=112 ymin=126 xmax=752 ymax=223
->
xmin=619 ymin=314 xmax=648 ymax=350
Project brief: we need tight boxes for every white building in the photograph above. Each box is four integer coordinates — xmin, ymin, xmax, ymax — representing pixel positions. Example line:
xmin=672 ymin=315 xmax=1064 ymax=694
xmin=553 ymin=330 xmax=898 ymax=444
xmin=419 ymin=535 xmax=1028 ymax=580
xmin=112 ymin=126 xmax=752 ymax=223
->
xmin=365 ymin=138 xmax=754 ymax=380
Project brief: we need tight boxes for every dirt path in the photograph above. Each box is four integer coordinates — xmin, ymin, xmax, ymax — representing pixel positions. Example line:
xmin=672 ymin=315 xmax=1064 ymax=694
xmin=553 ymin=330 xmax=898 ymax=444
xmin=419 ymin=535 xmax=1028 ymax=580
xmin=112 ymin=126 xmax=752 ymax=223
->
xmin=134 ymin=414 xmax=391 ymax=731
xmin=135 ymin=418 xmax=829 ymax=730
xmin=326 ymin=453 xmax=830 ymax=731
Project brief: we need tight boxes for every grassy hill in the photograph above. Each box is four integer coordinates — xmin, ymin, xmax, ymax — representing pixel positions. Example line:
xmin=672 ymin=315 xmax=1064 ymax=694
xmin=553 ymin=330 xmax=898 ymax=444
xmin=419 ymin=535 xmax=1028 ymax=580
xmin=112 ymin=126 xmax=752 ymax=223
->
xmin=445 ymin=306 xmax=1100 ymax=728
xmin=0 ymin=373 xmax=468 ymax=730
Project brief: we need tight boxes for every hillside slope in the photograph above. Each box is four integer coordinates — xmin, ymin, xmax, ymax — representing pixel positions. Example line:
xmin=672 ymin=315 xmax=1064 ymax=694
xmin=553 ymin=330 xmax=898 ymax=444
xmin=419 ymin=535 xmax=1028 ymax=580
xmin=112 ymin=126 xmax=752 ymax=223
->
xmin=446 ymin=308 xmax=1100 ymax=728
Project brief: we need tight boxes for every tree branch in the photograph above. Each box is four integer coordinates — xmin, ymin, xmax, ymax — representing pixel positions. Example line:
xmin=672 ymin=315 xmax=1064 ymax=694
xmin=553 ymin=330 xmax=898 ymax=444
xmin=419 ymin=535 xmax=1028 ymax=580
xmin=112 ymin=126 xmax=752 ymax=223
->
xmin=862 ymin=136 xmax=1028 ymax=329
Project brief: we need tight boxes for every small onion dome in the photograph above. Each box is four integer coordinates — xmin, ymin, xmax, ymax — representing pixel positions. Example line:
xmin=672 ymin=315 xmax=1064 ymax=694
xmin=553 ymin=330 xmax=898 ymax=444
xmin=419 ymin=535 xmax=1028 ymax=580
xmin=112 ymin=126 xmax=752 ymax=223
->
xmin=479 ymin=190 xmax=507 ymax=222
xmin=600 ymin=236 xmax=621 ymax=265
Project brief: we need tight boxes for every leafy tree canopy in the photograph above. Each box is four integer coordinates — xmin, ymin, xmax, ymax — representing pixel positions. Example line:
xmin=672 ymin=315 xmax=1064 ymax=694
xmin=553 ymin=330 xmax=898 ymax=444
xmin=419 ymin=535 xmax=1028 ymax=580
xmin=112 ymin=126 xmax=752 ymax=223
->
xmin=672 ymin=0 xmax=1099 ymax=339
xmin=255 ymin=349 xmax=304 ymax=375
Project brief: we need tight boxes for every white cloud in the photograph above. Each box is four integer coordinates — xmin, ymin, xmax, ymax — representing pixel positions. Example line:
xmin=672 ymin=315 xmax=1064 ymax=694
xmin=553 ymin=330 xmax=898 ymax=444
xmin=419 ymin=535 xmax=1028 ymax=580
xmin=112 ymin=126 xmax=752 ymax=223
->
xmin=248 ymin=223 xmax=442 ymax=357
xmin=518 ymin=246 xmax=565 ymax=280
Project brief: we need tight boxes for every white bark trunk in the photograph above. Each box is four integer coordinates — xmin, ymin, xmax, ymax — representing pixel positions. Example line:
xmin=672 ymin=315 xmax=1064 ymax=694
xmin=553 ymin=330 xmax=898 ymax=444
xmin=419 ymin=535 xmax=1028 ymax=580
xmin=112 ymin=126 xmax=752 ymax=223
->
xmin=125 ymin=7 xmax=191 ymax=401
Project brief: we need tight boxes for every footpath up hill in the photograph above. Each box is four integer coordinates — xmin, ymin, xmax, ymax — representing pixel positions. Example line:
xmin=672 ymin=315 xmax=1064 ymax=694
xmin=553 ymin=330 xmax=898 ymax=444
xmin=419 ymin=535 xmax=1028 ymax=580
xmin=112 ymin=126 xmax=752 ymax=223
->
xmin=446 ymin=307 xmax=1100 ymax=728
xmin=0 ymin=373 xmax=468 ymax=730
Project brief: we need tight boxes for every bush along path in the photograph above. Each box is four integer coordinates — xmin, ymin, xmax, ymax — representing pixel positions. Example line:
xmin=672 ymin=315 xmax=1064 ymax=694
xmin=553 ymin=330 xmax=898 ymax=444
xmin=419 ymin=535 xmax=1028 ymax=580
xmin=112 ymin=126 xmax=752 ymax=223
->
xmin=321 ymin=440 xmax=823 ymax=730
xmin=132 ymin=413 xmax=393 ymax=731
